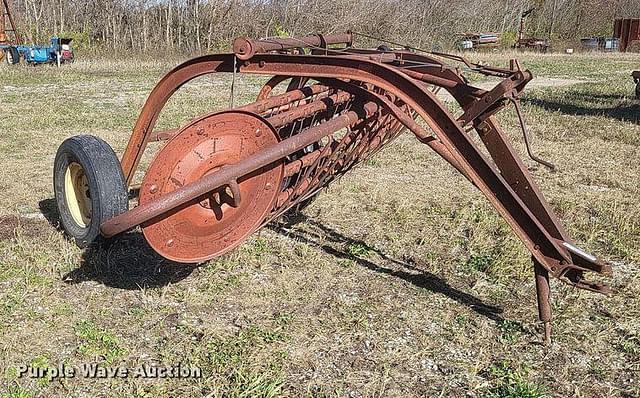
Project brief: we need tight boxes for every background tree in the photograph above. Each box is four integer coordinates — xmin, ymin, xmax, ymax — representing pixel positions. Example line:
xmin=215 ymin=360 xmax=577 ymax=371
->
xmin=3 ymin=0 xmax=637 ymax=54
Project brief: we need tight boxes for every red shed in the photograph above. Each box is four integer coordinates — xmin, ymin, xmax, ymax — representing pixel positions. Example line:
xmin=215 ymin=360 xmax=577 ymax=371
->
xmin=614 ymin=18 xmax=640 ymax=52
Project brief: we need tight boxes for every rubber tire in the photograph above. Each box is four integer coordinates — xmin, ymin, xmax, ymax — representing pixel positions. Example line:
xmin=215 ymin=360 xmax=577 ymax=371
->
xmin=53 ymin=135 xmax=128 ymax=247
xmin=5 ymin=47 xmax=19 ymax=65
xmin=635 ymin=83 xmax=640 ymax=99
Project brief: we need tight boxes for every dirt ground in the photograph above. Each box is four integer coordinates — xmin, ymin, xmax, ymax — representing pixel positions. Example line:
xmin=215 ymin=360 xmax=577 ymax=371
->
xmin=0 ymin=51 xmax=639 ymax=397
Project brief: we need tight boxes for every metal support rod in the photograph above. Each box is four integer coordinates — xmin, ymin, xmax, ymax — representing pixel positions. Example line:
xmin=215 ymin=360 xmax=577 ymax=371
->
xmin=243 ymin=83 xmax=330 ymax=114
xmin=233 ymin=32 xmax=353 ymax=60
xmin=148 ymin=84 xmax=334 ymax=143
xmin=266 ymin=91 xmax=353 ymax=128
xmin=510 ymin=97 xmax=555 ymax=170
xmin=534 ymin=258 xmax=552 ymax=345
xmin=399 ymin=69 xmax=460 ymax=89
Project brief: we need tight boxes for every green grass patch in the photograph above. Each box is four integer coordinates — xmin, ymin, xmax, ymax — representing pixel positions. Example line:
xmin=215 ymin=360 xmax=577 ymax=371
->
xmin=0 ymin=386 xmax=32 ymax=398
xmin=74 ymin=320 xmax=126 ymax=364
xmin=486 ymin=361 xmax=547 ymax=398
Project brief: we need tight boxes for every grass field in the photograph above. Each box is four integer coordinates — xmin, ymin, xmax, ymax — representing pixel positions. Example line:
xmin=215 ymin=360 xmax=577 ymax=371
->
xmin=0 ymin=51 xmax=639 ymax=397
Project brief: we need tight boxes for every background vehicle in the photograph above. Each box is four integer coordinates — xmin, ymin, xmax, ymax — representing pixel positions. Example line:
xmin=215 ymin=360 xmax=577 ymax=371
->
xmin=458 ymin=32 xmax=500 ymax=51
xmin=2 ymin=0 xmax=74 ymax=66
xmin=1 ymin=37 xmax=74 ymax=66
xmin=515 ymin=8 xmax=551 ymax=52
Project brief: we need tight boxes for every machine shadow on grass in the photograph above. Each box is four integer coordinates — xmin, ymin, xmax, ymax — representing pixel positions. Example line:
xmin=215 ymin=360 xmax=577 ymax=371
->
xmin=524 ymin=92 xmax=640 ymax=124
xmin=271 ymin=212 xmax=507 ymax=324
xmin=39 ymin=198 xmax=197 ymax=290
xmin=39 ymin=197 xmax=504 ymax=323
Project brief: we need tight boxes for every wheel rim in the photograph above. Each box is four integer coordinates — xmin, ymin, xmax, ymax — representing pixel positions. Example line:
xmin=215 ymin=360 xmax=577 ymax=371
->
xmin=64 ymin=162 xmax=92 ymax=228
xmin=140 ymin=111 xmax=283 ymax=263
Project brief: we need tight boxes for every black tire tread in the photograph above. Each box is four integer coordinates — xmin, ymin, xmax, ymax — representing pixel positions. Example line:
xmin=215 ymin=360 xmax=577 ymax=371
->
xmin=53 ymin=135 xmax=128 ymax=247
xmin=5 ymin=46 xmax=19 ymax=65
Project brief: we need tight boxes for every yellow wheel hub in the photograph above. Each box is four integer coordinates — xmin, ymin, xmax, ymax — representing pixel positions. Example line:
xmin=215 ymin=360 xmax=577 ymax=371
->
xmin=64 ymin=162 xmax=92 ymax=228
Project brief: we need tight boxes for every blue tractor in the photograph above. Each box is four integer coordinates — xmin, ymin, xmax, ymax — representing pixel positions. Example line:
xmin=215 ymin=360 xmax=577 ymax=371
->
xmin=1 ymin=37 xmax=75 ymax=66
xmin=2 ymin=0 xmax=74 ymax=66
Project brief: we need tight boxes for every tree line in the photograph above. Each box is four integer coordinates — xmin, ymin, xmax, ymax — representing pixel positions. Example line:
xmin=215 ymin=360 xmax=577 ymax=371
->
xmin=5 ymin=0 xmax=640 ymax=54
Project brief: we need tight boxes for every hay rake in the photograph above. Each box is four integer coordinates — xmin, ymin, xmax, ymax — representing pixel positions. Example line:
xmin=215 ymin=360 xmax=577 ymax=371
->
xmin=53 ymin=33 xmax=612 ymax=343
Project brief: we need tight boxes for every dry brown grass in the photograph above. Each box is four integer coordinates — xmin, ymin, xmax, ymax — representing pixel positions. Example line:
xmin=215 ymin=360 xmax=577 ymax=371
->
xmin=0 ymin=51 xmax=639 ymax=397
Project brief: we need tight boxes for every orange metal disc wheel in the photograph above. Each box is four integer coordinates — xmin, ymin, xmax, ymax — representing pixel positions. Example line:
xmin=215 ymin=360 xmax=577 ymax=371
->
xmin=139 ymin=110 xmax=283 ymax=263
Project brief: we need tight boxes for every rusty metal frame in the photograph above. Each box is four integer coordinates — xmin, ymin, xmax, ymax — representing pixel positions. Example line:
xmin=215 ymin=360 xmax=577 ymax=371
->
xmin=93 ymin=34 xmax=612 ymax=343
